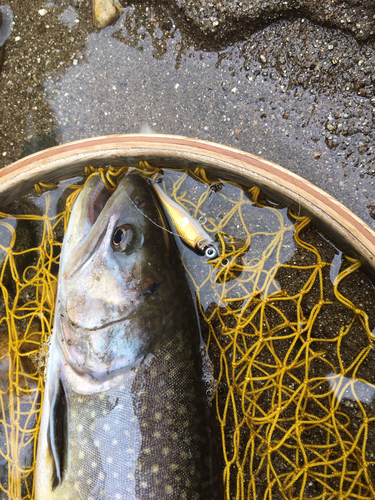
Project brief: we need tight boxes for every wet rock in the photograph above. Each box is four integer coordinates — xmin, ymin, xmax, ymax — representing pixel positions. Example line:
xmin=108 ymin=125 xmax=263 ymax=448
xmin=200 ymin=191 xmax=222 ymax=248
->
xmin=1 ymin=0 xmax=375 ymax=227
xmin=170 ymin=0 xmax=375 ymax=40
xmin=326 ymin=122 xmax=336 ymax=132
xmin=93 ymin=0 xmax=124 ymax=29
xmin=325 ymin=136 xmax=339 ymax=149
xmin=239 ymin=19 xmax=375 ymax=98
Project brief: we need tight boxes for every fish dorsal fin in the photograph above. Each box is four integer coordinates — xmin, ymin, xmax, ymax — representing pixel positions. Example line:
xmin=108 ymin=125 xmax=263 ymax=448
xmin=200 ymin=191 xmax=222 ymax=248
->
xmin=47 ymin=376 xmax=67 ymax=489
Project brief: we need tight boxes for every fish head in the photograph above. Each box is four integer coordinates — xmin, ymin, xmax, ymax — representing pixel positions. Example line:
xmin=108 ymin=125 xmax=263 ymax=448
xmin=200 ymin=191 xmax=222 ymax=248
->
xmin=57 ymin=173 xmax=191 ymax=386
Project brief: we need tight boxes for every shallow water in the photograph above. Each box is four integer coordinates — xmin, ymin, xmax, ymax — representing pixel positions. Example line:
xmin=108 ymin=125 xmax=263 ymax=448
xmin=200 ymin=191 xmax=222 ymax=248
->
xmin=0 ymin=0 xmax=375 ymax=228
xmin=1 ymin=166 xmax=375 ymax=498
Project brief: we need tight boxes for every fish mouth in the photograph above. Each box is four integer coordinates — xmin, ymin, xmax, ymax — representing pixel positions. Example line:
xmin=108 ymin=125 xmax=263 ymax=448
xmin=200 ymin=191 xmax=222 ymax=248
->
xmin=62 ymin=177 xmax=112 ymax=280
xmin=88 ymin=179 xmax=111 ymax=226
xmin=59 ymin=317 xmax=135 ymax=380
xmin=67 ymin=314 xmax=129 ymax=332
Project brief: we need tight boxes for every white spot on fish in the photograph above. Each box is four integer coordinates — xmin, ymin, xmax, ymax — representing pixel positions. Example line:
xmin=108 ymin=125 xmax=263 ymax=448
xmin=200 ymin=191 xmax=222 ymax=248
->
xmin=151 ymin=464 xmax=159 ymax=473
xmin=106 ymin=456 xmax=113 ymax=464
xmin=144 ymin=353 xmax=155 ymax=366
xmin=78 ymin=450 xmax=84 ymax=459
xmin=76 ymin=424 xmax=83 ymax=433
xmin=94 ymin=439 xmax=100 ymax=447
xmin=103 ymin=423 xmax=110 ymax=431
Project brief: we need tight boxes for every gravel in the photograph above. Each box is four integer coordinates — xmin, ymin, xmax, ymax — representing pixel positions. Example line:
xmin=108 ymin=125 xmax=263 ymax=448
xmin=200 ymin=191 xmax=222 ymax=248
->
xmin=0 ymin=0 xmax=374 ymax=227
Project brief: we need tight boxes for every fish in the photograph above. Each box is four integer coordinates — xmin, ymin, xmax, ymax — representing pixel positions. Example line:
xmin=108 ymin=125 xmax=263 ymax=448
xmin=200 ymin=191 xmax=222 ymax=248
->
xmin=150 ymin=179 xmax=219 ymax=259
xmin=35 ymin=173 xmax=222 ymax=499
xmin=0 ymin=6 xmax=13 ymax=72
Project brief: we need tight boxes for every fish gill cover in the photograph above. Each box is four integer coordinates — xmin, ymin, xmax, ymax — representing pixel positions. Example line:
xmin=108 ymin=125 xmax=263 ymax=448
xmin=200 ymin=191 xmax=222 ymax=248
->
xmin=0 ymin=163 xmax=375 ymax=499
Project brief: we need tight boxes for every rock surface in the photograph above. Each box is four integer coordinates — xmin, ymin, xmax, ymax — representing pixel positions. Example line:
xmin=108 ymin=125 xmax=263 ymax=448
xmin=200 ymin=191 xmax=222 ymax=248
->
xmin=0 ymin=0 xmax=375 ymax=227
xmin=170 ymin=0 xmax=375 ymax=40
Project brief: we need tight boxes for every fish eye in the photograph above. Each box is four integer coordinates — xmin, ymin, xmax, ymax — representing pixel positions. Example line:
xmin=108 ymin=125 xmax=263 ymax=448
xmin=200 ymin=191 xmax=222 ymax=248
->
xmin=112 ymin=224 xmax=143 ymax=255
xmin=113 ymin=227 xmax=132 ymax=247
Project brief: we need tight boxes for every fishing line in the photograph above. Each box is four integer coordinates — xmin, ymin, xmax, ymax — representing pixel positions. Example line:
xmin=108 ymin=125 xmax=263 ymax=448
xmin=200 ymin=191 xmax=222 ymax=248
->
xmin=198 ymin=182 xmax=222 ymax=225
xmin=123 ymin=181 xmax=220 ymax=260
xmin=123 ymin=186 xmax=188 ymax=239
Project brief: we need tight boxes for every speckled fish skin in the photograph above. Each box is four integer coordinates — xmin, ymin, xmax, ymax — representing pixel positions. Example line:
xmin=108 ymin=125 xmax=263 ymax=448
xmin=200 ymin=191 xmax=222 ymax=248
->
xmin=35 ymin=173 xmax=222 ymax=500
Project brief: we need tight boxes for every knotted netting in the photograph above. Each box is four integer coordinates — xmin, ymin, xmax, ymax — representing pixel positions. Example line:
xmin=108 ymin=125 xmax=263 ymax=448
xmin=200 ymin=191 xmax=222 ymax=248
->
xmin=0 ymin=164 xmax=374 ymax=499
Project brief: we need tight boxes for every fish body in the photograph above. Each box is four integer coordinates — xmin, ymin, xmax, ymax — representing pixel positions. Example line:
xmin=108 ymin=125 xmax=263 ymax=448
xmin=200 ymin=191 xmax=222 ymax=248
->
xmin=150 ymin=180 xmax=218 ymax=259
xmin=35 ymin=173 xmax=221 ymax=499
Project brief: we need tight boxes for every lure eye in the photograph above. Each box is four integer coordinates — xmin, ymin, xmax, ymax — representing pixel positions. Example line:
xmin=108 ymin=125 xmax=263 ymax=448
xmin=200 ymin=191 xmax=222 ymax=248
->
xmin=205 ymin=245 xmax=218 ymax=259
xmin=112 ymin=224 xmax=144 ymax=255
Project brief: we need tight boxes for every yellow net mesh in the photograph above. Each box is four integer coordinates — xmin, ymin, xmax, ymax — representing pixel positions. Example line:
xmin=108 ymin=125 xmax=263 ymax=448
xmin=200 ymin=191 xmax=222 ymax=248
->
xmin=0 ymin=164 xmax=374 ymax=499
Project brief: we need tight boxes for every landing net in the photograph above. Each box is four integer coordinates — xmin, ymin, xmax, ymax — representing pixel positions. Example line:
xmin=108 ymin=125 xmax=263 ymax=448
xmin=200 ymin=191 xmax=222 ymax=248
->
xmin=0 ymin=164 xmax=374 ymax=499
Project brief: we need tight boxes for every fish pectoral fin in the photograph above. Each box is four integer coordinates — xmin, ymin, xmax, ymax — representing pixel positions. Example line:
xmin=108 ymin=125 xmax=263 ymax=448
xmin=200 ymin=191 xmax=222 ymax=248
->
xmin=47 ymin=375 xmax=68 ymax=489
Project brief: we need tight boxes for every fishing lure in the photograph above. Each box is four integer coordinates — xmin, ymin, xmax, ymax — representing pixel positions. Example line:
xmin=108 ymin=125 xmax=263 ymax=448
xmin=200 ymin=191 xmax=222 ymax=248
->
xmin=150 ymin=179 xmax=218 ymax=259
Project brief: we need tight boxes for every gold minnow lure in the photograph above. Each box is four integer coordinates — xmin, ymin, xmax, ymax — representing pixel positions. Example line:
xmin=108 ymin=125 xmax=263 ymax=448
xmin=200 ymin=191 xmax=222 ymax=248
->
xmin=150 ymin=179 xmax=219 ymax=259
